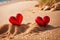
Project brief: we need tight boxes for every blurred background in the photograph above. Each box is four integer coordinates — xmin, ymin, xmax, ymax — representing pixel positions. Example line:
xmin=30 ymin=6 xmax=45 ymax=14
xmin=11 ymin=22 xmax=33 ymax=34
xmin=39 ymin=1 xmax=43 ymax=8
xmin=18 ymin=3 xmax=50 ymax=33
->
xmin=0 ymin=0 xmax=37 ymax=4
xmin=0 ymin=0 xmax=36 ymax=2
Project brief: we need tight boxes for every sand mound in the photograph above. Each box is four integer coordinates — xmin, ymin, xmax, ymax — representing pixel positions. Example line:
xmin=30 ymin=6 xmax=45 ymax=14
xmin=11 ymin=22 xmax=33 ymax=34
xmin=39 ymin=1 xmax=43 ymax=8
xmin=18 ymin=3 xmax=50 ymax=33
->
xmin=0 ymin=24 xmax=29 ymax=39
xmin=13 ymin=27 xmax=60 ymax=40
xmin=0 ymin=23 xmax=60 ymax=40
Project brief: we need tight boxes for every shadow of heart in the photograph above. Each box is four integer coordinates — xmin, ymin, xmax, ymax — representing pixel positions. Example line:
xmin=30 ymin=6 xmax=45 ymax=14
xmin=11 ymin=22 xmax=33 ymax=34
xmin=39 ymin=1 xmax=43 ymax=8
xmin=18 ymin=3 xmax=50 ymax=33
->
xmin=41 ymin=25 xmax=60 ymax=31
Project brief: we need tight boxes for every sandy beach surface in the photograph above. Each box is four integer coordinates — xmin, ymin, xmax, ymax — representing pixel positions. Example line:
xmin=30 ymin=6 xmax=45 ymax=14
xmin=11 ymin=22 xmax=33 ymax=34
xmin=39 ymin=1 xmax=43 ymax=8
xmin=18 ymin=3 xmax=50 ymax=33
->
xmin=0 ymin=26 xmax=60 ymax=40
xmin=0 ymin=1 xmax=60 ymax=40
xmin=22 ymin=7 xmax=60 ymax=26
xmin=0 ymin=1 xmax=38 ymax=25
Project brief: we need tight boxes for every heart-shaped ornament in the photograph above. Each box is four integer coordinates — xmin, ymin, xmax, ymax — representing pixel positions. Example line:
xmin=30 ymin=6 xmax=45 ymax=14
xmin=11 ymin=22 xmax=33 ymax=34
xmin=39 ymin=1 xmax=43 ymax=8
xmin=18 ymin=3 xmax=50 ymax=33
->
xmin=35 ymin=16 xmax=50 ymax=27
xmin=9 ymin=13 xmax=23 ymax=26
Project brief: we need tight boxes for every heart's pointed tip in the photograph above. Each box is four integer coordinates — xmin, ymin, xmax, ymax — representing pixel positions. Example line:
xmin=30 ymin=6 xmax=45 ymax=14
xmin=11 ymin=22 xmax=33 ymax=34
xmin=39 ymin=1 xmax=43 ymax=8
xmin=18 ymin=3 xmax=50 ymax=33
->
xmin=16 ymin=24 xmax=21 ymax=26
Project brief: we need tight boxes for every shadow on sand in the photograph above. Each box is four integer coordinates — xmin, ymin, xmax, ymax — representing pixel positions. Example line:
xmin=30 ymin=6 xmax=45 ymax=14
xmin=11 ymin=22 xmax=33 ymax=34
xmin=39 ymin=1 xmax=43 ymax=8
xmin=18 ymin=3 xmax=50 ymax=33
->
xmin=0 ymin=24 xmax=60 ymax=38
xmin=44 ymin=25 xmax=60 ymax=31
xmin=30 ymin=25 xmax=60 ymax=33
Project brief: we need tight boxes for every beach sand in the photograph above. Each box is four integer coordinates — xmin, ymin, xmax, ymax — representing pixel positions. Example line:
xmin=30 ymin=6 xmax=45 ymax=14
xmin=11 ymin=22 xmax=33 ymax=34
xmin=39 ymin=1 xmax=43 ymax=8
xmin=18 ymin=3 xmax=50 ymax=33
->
xmin=0 ymin=1 xmax=60 ymax=40
xmin=0 ymin=24 xmax=60 ymax=40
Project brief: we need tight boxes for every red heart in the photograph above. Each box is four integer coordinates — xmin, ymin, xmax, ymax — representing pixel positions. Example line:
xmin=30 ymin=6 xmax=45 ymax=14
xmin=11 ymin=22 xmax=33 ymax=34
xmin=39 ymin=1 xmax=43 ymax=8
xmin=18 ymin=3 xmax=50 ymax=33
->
xmin=35 ymin=16 xmax=50 ymax=27
xmin=9 ymin=13 xmax=23 ymax=26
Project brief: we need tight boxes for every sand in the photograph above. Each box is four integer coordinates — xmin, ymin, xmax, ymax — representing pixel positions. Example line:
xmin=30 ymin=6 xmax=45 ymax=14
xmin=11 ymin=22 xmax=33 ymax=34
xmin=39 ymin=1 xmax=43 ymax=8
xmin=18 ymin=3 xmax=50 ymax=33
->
xmin=10 ymin=27 xmax=60 ymax=40
xmin=0 ymin=1 xmax=38 ymax=25
xmin=0 ymin=25 xmax=60 ymax=40
xmin=22 ymin=7 xmax=60 ymax=26
xmin=0 ymin=1 xmax=60 ymax=40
